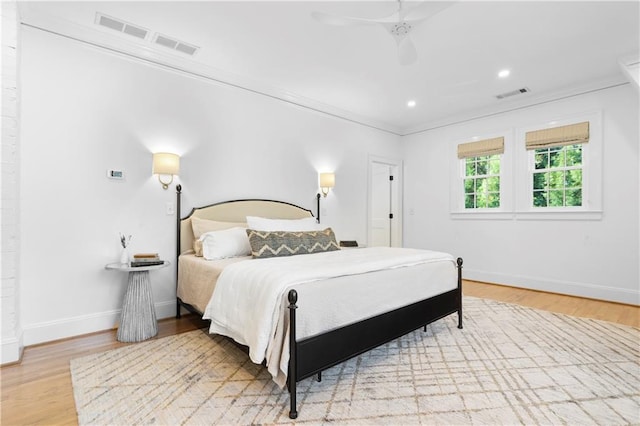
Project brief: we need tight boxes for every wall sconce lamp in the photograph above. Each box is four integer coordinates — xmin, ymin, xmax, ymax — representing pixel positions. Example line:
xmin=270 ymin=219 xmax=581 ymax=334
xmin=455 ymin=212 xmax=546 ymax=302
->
xmin=319 ymin=173 xmax=335 ymax=197
xmin=152 ymin=152 xmax=180 ymax=190
xmin=316 ymin=172 xmax=335 ymax=223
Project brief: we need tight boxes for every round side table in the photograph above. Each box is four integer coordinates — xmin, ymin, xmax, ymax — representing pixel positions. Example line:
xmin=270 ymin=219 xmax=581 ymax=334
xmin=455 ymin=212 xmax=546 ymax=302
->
xmin=105 ymin=261 xmax=169 ymax=343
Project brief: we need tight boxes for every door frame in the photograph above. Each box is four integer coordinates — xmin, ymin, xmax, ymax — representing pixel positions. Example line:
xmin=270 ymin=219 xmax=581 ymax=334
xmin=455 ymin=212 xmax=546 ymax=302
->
xmin=367 ymin=155 xmax=403 ymax=247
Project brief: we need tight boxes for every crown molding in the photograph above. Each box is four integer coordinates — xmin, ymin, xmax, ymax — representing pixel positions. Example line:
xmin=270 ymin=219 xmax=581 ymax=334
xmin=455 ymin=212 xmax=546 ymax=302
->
xmin=401 ymin=76 xmax=631 ymax=136
xmin=19 ymin=5 xmax=404 ymax=136
xmin=18 ymin=5 xmax=631 ymax=139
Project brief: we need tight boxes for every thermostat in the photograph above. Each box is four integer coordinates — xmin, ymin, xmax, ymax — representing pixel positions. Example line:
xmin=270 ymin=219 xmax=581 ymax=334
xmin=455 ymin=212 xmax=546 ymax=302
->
xmin=107 ymin=169 xmax=124 ymax=180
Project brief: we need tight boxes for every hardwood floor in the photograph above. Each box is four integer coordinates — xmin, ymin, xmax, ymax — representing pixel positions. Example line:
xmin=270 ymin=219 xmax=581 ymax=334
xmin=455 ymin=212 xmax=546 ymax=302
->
xmin=463 ymin=280 xmax=639 ymax=328
xmin=1 ymin=281 xmax=637 ymax=425
xmin=1 ymin=315 xmax=209 ymax=426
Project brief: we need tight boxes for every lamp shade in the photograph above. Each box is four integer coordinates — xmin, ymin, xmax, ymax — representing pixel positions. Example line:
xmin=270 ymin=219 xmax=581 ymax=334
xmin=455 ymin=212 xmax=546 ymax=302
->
xmin=152 ymin=152 xmax=180 ymax=175
xmin=319 ymin=172 xmax=335 ymax=188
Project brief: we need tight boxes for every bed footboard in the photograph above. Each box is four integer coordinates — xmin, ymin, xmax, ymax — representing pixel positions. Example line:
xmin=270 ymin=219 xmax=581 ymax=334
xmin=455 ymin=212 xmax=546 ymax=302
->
xmin=287 ymin=257 xmax=463 ymax=419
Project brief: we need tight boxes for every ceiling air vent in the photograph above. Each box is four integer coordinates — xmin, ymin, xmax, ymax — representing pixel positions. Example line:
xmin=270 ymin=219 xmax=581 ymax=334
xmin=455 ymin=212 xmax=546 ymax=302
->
xmin=152 ymin=33 xmax=199 ymax=56
xmin=95 ymin=13 xmax=149 ymax=40
xmin=496 ymin=87 xmax=531 ymax=100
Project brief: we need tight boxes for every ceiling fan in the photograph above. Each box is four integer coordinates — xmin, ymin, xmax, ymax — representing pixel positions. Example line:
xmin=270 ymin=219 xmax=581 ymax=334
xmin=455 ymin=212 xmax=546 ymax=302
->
xmin=312 ymin=0 xmax=453 ymax=66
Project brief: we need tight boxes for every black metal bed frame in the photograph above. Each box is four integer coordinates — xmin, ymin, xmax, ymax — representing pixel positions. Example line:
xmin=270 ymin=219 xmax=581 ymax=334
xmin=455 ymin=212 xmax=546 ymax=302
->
xmin=174 ymin=185 xmax=463 ymax=419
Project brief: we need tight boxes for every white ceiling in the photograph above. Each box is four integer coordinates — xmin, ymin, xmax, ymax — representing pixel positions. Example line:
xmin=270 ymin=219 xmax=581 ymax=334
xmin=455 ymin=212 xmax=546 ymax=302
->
xmin=20 ymin=1 xmax=640 ymax=135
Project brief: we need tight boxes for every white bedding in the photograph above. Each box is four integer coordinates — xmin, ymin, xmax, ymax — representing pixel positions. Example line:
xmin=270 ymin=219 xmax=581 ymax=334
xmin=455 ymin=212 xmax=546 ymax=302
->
xmin=203 ymin=247 xmax=457 ymax=387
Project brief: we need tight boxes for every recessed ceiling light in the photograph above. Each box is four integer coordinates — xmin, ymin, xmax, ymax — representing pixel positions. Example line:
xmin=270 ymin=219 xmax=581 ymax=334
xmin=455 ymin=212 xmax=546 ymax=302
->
xmin=498 ymin=69 xmax=510 ymax=78
xmin=407 ymin=100 xmax=417 ymax=108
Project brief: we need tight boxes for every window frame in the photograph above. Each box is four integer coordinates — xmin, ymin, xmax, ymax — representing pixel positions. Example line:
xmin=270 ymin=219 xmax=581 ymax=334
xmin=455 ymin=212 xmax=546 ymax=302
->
xmin=463 ymin=154 xmax=502 ymax=209
xmin=515 ymin=111 xmax=603 ymax=220
xmin=450 ymin=130 xmax=514 ymax=220
xmin=531 ymin=144 xmax=585 ymax=208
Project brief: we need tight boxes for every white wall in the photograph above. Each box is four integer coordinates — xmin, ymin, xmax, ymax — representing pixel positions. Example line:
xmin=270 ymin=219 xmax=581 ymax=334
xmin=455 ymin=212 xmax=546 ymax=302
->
xmin=402 ymin=84 xmax=639 ymax=305
xmin=19 ymin=27 xmax=400 ymax=345
xmin=17 ymin=23 xmax=640 ymax=349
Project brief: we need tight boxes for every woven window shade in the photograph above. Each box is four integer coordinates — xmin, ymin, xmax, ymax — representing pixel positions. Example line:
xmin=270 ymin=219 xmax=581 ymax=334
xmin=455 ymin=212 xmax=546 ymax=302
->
xmin=457 ymin=137 xmax=504 ymax=159
xmin=525 ymin=121 xmax=589 ymax=150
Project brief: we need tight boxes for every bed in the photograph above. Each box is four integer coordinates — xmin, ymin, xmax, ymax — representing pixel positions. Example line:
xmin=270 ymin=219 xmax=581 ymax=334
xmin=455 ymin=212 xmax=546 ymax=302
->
xmin=174 ymin=185 xmax=463 ymax=419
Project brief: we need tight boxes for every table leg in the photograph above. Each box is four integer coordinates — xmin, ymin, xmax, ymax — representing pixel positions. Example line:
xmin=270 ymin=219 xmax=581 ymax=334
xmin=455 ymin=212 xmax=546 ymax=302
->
xmin=117 ymin=270 xmax=158 ymax=343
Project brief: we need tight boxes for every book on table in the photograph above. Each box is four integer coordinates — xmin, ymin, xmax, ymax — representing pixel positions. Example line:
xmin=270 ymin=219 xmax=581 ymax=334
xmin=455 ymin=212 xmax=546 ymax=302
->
xmin=131 ymin=253 xmax=163 ymax=267
xmin=130 ymin=260 xmax=164 ymax=267
xmin=133 ymin=253 xmax=159 ymax=259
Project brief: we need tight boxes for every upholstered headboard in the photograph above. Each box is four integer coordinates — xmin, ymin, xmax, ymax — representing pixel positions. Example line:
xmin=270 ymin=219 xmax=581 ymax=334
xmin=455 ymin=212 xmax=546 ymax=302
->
xmin=177 ymin=188 xmax=314 ymax=256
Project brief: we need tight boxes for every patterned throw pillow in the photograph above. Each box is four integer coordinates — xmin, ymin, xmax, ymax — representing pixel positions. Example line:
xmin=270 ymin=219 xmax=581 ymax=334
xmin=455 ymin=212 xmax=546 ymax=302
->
xmin=246 ymin=228 xmax=340 ymax=259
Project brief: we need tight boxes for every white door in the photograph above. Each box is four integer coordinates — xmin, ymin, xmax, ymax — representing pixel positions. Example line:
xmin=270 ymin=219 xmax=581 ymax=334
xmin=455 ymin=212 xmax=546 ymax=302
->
xmin=369 ymin=158 xmax=402 ymax=247
xmin=371 ymin=163 xmax=391 ymax=246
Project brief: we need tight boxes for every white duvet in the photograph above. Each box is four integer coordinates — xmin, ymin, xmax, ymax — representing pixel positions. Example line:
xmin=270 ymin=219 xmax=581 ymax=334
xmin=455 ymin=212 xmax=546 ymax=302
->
xmin=203 ymin=247 xmax=456 ymax=386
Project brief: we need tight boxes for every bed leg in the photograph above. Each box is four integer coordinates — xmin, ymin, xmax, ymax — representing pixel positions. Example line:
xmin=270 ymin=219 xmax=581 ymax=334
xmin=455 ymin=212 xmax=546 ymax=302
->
xmin=176 ymin=299 xmax=181 ymax=319
xmin=316 ymin=371 xmax=322 ymax=382
xmin=457 ymin=257 xmax=463 ymax=329
xmin=288 ymin=289 xmax=298 ymax=419
xmin=423 ymin=325 xmax=427 ymax=332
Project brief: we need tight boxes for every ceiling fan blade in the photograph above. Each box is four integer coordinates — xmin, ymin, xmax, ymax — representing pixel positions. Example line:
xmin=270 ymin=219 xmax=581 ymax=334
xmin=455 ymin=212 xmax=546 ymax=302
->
xmin=397 ymin=36 xmax=417 ymax=65
xmin=311 ymin=11 xmax=380 ymax=27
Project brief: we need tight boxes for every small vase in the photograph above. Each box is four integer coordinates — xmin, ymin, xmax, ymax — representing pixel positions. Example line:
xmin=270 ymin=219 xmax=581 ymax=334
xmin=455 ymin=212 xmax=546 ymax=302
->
xmin=120 ymin=248 xmax=130 ymax=265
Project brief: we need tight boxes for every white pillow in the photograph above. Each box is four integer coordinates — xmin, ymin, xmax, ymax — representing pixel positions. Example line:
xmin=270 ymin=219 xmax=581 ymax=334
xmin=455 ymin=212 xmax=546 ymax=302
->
xmin=246 ymin=216 xmax=320 ymax=232
xmin=199 ymin=227 xmax=251 ymax=260
xmin=190 ymin=217 xmax=247 ymax=256
xmin=191 ymin=216 xmax=247 ymax=239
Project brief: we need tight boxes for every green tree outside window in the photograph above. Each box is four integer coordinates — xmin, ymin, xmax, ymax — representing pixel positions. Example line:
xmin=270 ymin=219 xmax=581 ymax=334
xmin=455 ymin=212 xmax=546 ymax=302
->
xmin=464 ymin=155 xmax=501 ymax=209
xmin=532 ymin=145 xmax=582 ymax=207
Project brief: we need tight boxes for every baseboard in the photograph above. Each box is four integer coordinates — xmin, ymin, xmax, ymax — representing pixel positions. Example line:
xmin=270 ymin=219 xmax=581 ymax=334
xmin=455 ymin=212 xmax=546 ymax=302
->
xmin=22 ymin=300 xmax=177 ymax=346
xmin=464 ymin=269 xmax=639 ymax=306
xmin=1 ymin=332 xmax=24 ymax=365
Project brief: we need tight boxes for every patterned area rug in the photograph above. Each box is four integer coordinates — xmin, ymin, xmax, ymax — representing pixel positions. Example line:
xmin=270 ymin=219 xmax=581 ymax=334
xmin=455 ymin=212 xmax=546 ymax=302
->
xmin=70 ymin=297 xmax=640 ymax=425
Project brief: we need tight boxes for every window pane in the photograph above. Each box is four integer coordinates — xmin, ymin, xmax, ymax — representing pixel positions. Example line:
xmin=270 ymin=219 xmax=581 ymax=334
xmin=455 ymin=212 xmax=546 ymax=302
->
xmin=549 ymin=171 xmax=564 ymax=189
xmin=531 ymin=143 xmax=585 ymax=210
xmin=533 ymin=172 xmax=547 ymax=190
xmin=476 ymin=159 xmax=488 ymax=175
xmin=565 ymin=169 xmax=582 ymax=188
xmin=486 ymin=176 xmax=500 ymax=192
xmin=487 ymin=193 xmax=500 ymax=208
xmin=566 ymin=189 xmax=582 ymax=206
xmin=489 ymin=159 xmax=500 ymax=174
xmin=549 ymin=148 xmax=565 ymax=167
xmin=476 ymin=193 xmax=488 ymax=208
xmin=549 ymin=190 xmax=564 ymax=207
xmin=462 ymin=154 xmax=501 ymax=210
xmin=535 ymin=151 xmax=549 ymax=170
xmin=464 ymin=179 xmax=474 ymax=194
xmin=465 ymin=160 xmax=475 ymax=176
xmin=566 ymin=146 xmax=582 ymax=166
xmin=465 ymin=194 xmax=475 ymax=209
xmin=533 ymin=191 xmax=547 ymax=207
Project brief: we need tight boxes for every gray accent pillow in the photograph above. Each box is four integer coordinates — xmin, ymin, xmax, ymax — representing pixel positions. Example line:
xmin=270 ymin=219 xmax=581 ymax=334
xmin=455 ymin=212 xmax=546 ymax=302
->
xmin=246 ymin=228 xmax=340 ymax=259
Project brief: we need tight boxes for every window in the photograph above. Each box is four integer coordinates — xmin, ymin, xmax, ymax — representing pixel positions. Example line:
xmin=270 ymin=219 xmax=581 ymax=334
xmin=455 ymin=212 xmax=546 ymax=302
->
xmin=451 ymin=113 xmax=601 ymax=220
xmin=517 ymin=115 xmax=601 ymax=219
xmin=532 ymin=144 xmax=583 ymax=207
xmin=464 ymin=155 xmax=501 ymax=208
xmin=525 ymin=120 xmax=589 ymax=211
xmin=452 ymin=135 xmax=511 ymax=217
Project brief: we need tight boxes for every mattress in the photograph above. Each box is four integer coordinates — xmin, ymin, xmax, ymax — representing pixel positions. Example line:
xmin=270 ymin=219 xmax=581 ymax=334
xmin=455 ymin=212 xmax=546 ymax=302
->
xmin=201 ymin=247 xmax=458 ymax=386
xmin=177 ymin=253 xmax=250 ymax=313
